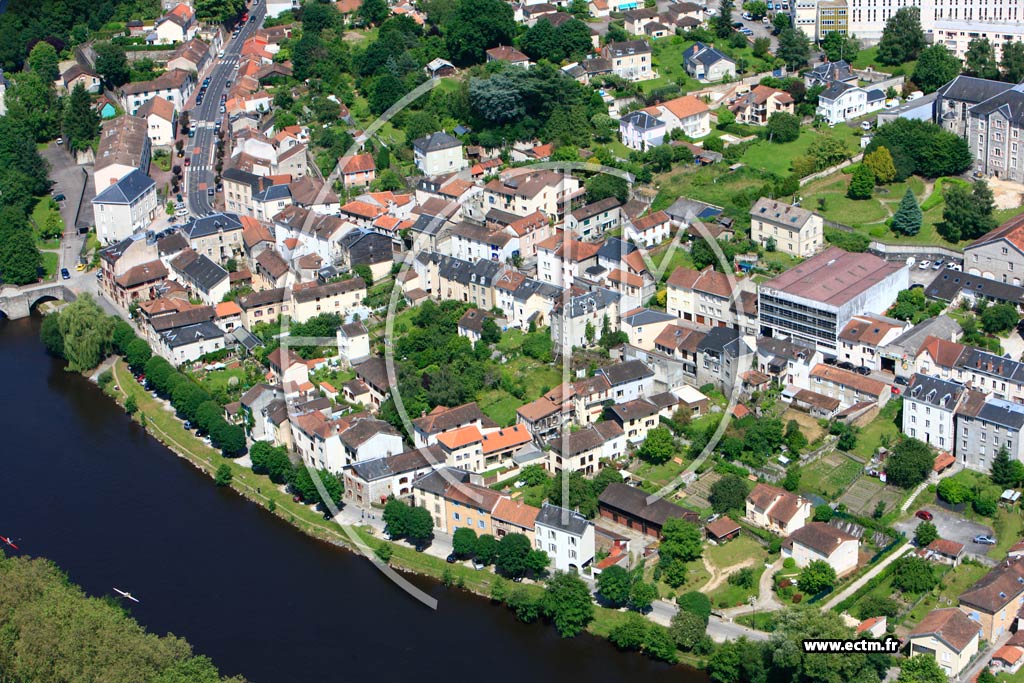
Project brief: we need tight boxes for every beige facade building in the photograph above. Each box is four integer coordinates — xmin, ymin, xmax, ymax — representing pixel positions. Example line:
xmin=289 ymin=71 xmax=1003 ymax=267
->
xmin=750 ymin=198 xmax=823 ymax=258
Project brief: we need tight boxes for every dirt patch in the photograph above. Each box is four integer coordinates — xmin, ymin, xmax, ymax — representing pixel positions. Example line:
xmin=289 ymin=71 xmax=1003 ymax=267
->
xmin=702 ymin=556 xmax=756 ymax=592
xmin=986 ymin=177 xmax=1024 ymax=210
xmin=780 ymin=408 xmax=826 ymax=442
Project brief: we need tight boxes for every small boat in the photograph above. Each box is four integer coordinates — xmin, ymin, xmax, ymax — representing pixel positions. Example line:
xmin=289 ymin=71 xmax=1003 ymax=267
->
xmin=113 ymin=588 xmax=140 ymax=603
xmin=0 ymin=535 xmax=19 ymax=550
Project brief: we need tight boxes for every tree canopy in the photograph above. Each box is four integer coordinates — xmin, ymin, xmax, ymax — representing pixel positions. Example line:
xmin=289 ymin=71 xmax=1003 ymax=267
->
xmin=886 ymin=438 xmax=936 ymax=488
xmin=876 ymin=7 xmax=925 ymax=66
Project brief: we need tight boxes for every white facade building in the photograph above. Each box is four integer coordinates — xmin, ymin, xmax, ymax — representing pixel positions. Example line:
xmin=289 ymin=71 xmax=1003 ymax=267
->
xmin=534 ymin=503 xmax=596 ymax=573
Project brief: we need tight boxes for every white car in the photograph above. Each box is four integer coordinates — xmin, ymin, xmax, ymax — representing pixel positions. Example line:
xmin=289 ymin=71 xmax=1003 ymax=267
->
xmin=947 ymin=262 xmax=963 ymax=272
xmin=860 ymin=121 xmax=872 ymax=131
xmin=175 ymin=207 xmax=190 ymax=217
xmin=917 ymin=260 xmax=931 ymax=270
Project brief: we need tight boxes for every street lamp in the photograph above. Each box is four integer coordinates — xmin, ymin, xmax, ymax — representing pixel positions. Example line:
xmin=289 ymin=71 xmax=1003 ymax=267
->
xmin=748 ymin=595 xmax=757 ymax=628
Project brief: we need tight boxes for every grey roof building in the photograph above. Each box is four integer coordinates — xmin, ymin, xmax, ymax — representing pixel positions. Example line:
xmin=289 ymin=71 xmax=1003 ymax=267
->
xmin=180 ymin=212 xmax=243 ymax=239
xmin=93 ymin=168 xmax=156 ymax=204
xmin=412 ymin=131 xmax=461 ymax=154
xmin=535 ymin=502 xmax=590 ymax=536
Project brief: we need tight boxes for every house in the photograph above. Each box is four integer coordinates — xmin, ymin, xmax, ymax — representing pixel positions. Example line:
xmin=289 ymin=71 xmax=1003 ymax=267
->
xmin=964 ymin=214 xmax=1024 ymax=285
xmin=921 ymin=538 xmax=966 ymax=566
xmin=954 ymin=393 xmax=1024 ymax=473
xmin=729 ymin=85 xmax=795 ymax=126
xmin=966 ymin=86 xmax=1024 ymax=182
xmin=749 ymin=198 xmax=823 ymax=258
xmin=424 ymin=58 xmax=456 ymax=78
xmin=95 ymin=116 xmax=152 ymax=192
xmin=625 ymin=210 xmax=671 ymax=247
xmin=837 ymin=313 xmax=909 ymax=370
xmin=154 ymin=319 xmax=225 ymax=365
xmin=336 ymin=321 xmax=370 ymax=365
xmin=484 ymin=170 xmax=581 ymax=221
xmin=697 ymin=326 xmax=746 ymax=392
xmin=412 ymin=402 xmax=487 ymax=448
xmin=604 ymin=397 xmax=663 ymax=444
xmin=902 ymin=374 xmax=966 ymax=452
xmin=92 ymin=168 xmax=159 ymax=244
xmin=486 ymin=45 xmax=531 ymax=68
xmin=683 ymin=42 xmax=736 ymax=83
xmin=340 ymin=153 xmax=376 ymax=188
xmin=135 ymin=96 xmax=177 ymax=148
xmin=620 ymin=308 xmax=678 ymax=350
xmin=121 ymin=69 xmax=194 ymax=116
xmin=169 ymin=249 xmax=230 ymax=305
xmin=546 ymin=424 xmax=617 ymax=476
xmin=619 ymin=109 xmax=666 ymax=151
xmin=809 ymin=363 xmax=889 ymax=410
xmin=534 ymin=503 xmax=596 ymax=573
xmin=907 ymin=608 xmax=981 ymax=678
xmin=598 ymin=483 xmax=699 ymax=538
xmin=448 ymin=221 xmax=518 ymax=264
xmin=179 ymin=212 xmax=245 ymax=264
xmin=57 ymin=63 xmax=101 ymax=94
xmin=413 ymin=469 xmax=477 ymax=533
xmin=745 ymin=483 xmax=812 ymax=536
xmin=596 ymin=359 xmax=655 ymax=402
xmin=933 ymin=75 xmax=1015 ymax=138
xmin=782 ymin=521 xmax=859 ymax=576
xmin=804 ymin=60 xmax=856 ymax=89
xmin=706 ymin=516 xmax=741 ymax=542
xmin=152 ymin=3 xmax=197 ymax=44
xmin=666 ymin=266 xmax=745 ymax=329
xmin=566 ymin=197 xmax=621 ymax=240
xmin=756 ymin=336 xmax=822 ymax=388
xmin=412 ymin=132 xmax=466 ymax=176
xmin=166 ymin=37 xmax=210 ymax=74
xmin=239 ymin=384 xmax=285 ymax=443
xmin=289 ymin=278 xmax=366 ymax=324
xmin=236 ymin=287 xmax=288 ymax=329
xmin=536 ymin=234 xmax=601 ymax=287
xmin=816 ymin=81 xmax=885 ymax=126
xmin=550 ymin=286 xmax=620 ymax=349
xmin=601 ymin=40 xmax=654 ymax=81
xmin=958 ymin=556 xmax=1024 ymax=640
xmin=492 ymin=499 xmax=541 ymax=543
xmin=343 ymin=445 xmax=441 ymax=509
xmin=758 ymin=247 xmax=909 ymax=354
xmin=992 ymin=645 xmax=1024 ymax=675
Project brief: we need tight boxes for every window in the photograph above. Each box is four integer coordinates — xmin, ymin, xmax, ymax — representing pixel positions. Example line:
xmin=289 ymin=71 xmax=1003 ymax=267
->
xmin=453 ymin=512 xmax=461 ymax=521
xmin=478 ymin=519 xmax=485 ymax=529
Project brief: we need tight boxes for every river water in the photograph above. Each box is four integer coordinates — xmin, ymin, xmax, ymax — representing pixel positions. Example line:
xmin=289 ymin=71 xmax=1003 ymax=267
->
xmin=0 ymin=316 xmax=707 ymax=682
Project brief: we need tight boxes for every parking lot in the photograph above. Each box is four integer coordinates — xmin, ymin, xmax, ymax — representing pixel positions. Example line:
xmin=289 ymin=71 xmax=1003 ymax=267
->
xmin=893 ymin=505 xmax=995 ymax=557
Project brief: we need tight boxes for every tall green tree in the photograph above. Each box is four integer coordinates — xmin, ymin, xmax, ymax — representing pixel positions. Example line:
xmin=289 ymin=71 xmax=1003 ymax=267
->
xmin=358 ymin=0 xmax=390 ymax=26
xmin=821 ymin=31 xmax=858 ymax=63
xmin=965 ymin=38 xmax=1000 ymax=80
xmin=636 ymin=427 xmax=675 ymax=464
xmin=444 ymin=0 xmax=516 ymax=65
xmin=939 ymin=180 xmax=996 ymax=242
xmin=898 ymin=655 xmax=947 ymax=683
xmin=94 ymin=42 xmax=130 ymax=88
xmin=991 ymin=446 xmax=1016 ymax=486
xmin=886 ymin=438 xmax=936 ymax=488
xmin=766 ymin=111 xmax=801 ymax=142
xmin=876 ymin=7 xmax=925 ymax=65
xmin=708 ymin=474 xmax=749 ymax=513
xmin=28 ymin=41 xmax=59 ymax=83
xmin=711 ymin=0 xmax=736 ymax=38
xmin=777 ymin=28 xmax=811 ymax=70
xmin=659 ymin=518 xmax=703 ymax=587
xmin=863 ymin=146 xmax=897 ymax=184
xmin=55 ymin=294 xmax=115 ymax=372
xmin=63 ymin=83 xmax=100 ymax=153
xmin=1002 ymin=42 xmax=1024 ymax=83
xmin=495 ymin=532 xmax=533 ymax=579
xmin=847 ymin=164 xmax=875 ymax=199
xmin=5 ymin=71 xmax=60 ymax=142
xmin=912 ymin=44 xmax=962 ymax=94
xmin=596 ymin=565 xmax=631 ymax=607
xmin=798 ymin=559 xmax=837 ymax=594
xmin=891 ymin=188 xmax=922 ymax=236
xmin=541 ymin=571 xmax=594 ymax=637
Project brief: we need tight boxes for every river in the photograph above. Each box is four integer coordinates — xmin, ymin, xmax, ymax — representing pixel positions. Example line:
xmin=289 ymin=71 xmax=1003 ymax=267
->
xmin=0 ymin=316 xmax=707 ymax=683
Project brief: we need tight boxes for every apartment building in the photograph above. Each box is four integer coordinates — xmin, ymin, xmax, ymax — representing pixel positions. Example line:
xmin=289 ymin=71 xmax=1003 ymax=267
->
xmin=903 ymin=374 xmax=967 ymax=452
xmin=600 ymin=40 xmax=654 ymax=81
xmin=955 ymin=392 xmax=1024 ymax=471
xmin=749 ymin=198 xmax=823 ymax=257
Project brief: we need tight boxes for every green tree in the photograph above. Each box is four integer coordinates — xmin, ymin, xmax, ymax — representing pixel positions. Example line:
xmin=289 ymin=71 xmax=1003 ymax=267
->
xmin=977 ymin=670 xmax=999 ymax=683
xmin=659 ymin=518 xmax=703 ymax=587
xmin=940 ymin=179 xmax=996 ymax=242
xmin=711 ymin=0 xmax=736 ymax=38
xmin=891 ymin=188 xmax=923 ymax=236
xmin=94 ymin=42 xmax=130 ymax=88
xmin=495 ymin=532 xmax=533 ymax=579
xmin=56 ymin=294 xmax=115 ymax=372
xmin=743 ymin=1 xmax=768 ymax=17
xmin=937 ymin=473 xmax=974 ymax=504
xmin=847 ymin=164 xmax=875 ymax=199
xmin=358 ymin=0 xmax=390 ymax=25
xmin=585 ymin=173 xmax=629 ymax=204
xmin=772 ymin=12 xmax=790 ymax=33
xmin=670 ymin=609 xmax=706 ymax=650
xmin=821 ymin=31 xmax=859 ymax=63
xmin=676 ymin=591 xmax=712 ymax=624
xmin=777 ymin=28 xmax=811 ymax=70
xmin=383 ymin=498 xmax=409 ymax=538
xmin=475 ymin=534 xmax=499 ymax=565
xmin=452 ymin=527 xmax=477 ymax=557
xmin=863 ymin=146 xmax=897 ymax=184
xmin=28 ymin=41 xmax=59 ymax=82
xmin=891 ymin=556 xmax=938 ymax=593
xmin=766 ymin=111 xmax=801 ymax=142
xmin=542 ymin=571 xmax=595 ymax=637
xmin=40 ymin=313 xmax=64 ymax=357
xmin=798 ymin=559 xmax=837 ymax=594
xmin=1002 ymin=41 xmax=1024 ymax=83
xmin=886 ymin=438 xmax=935 ymax=488
xmin=876 ymin=7 xmax=925 ymax=66
xmin=608 ymin=612 xmax=649 ymax=650
xmin=596 ymin=565 xmax=631 ymax=607
xmin=991 ymin=446 xmax=1016 ymax=486
xmin=444 ymin=0 xmax=516 ymax=65
xmin=709 ymin=474 xmax=749 ymax=513
xmin=897 ymin=655 xmax=952 ymax=683
xmin=629 ymin=581 xmax=658 ymax=612
xmin=913 ymin=520 xmax=938 ymax=546
xmin=982 ymin=303 xmax=1020 ymax=334
xmin=965 ymin=38 xmax=1000 ymax=80
xmin=752 ymin=36 xmax=771 ymax=59
xmin=404 ymin=505 xmax=433 ymax=542
xmin=124 ymin=338 xmax=152 ymax=371
xmin=913 ymin=44 xmax=962 ymax=93
xmin=636 ymin=427 xmax=675 ymax=465
xmin=214 ymin=464 xmax=233 ymax=487
xmin=0 ymin=208 xmax=42 ymax=284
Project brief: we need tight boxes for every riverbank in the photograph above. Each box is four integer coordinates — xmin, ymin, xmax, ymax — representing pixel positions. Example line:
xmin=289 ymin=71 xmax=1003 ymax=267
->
xmin=104 ymin=358 xmax=701 ymax=665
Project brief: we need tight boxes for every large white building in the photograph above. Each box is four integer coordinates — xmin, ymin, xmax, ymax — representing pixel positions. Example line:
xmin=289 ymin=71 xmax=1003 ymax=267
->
xmin=534 ymin=503 xmax=596 ymax=573
xmin=758 ymin=247 xmax=909 ymax=354
xmin=92 ymin=169 xmax=159 ymax=244
xmin=902 ymin=374 xmax=967 ymax=453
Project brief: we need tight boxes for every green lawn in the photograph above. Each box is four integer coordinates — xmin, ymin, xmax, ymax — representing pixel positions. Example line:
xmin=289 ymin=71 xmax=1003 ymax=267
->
xmin=990 ymin=507 xmax=1024 ymax=559
xmin=633 ymin=457 xmax=687 ymax=487
xmin=850 ymin=46 xmax=917 ymax=79
xmin=800 ymin=456 xmax=863 ymax=499
xmin=652 ymin=163 xmax=771 ymax=213
xmin=40 ymin=252 xmax=59 ymax=279
xmin=740 ymin=126 xmax=861 ymax=177
xmin=901 ymin=562 xmax=988 ymax=628
xmin=705 ymin=535 xmax=766 ymax=569
xmin=709 ymin=564 xmax=766 ymax=609
xmin=851 ymin=399 xmax=903 ymax=458
xmin=478 ymin=390 xmax=522 ymax=427
xmin=31 ymin=196 xmax=64 ymax=249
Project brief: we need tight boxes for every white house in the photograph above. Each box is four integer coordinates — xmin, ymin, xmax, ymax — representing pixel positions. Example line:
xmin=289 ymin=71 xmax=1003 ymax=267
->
xmin=595 ymin=360 xmax=655 ymax=402
xmin=121 ymin=69 xmax=194 ymax=116
xmin=683 ymin=42 xmax=736 ymax=82
xmin=745 ymin=483 xmax=812 ymax=536
xmin=624 ymin=210 xmax=671 ymax=247
xmin=534 ymin=503 xmax=596 ymax=573
xmin=413 ymin=132 xmax=466 ymax=176
xmin=336 ymin=321 xmax=371 ymax=365
xmin=92 ymin=169 xmax=159 ymax=244
xmin=816 ymin=82 xmax=886 ymax=126
xmin=156 ymin=321 xmax=225 ymax=365
xmin=136 ymin=96 xmax=177 ymax=148
xmin=782 ymin=521 xmax=859 ymax=576
xmin=619 ymin=109 xmax=666 ymax=151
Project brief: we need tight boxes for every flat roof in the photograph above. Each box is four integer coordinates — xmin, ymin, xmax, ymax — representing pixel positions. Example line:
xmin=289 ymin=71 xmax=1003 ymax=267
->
xmin=761 ymin=246 xmax=905 ymax=307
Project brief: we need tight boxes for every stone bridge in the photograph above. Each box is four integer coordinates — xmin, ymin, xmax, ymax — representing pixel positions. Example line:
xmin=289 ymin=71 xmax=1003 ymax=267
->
xmin=0 ymin=284 xmax=75 ymax=319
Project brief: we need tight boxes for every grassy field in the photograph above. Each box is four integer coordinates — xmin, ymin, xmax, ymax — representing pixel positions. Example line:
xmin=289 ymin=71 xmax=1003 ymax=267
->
xmin=900 ymin=562 xmax=988 ymax=628
xmin=989 ymin=507 xmax=1024 ymax=559
xmin=800 ymin=455 xmax=863 ymax=499
xmin=31 ymin=196 xmax=63 ymax=250
xmin=40 ymin=252 xmax=59 ymax=279
xmin=850 ymin=46 xmax=917 ymax=78
xmin=709 ymin=564 xmax=766 ymax=608
xmin=851 ymin=400 xmax=903 ymax=459
xmin=652 ymin=163 xmax=771 ymax=213
xmin=634 ymin=457 xmax=688 ymax=487
xmin=740 ymin=126 xmax=861 ymax=177
xmin=705 ymin=535 xmax=766 ymax=569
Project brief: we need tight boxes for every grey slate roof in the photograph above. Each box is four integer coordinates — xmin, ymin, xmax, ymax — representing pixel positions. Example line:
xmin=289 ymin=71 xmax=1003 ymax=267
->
xmin=698 ymin=326 xmax=741 ymax=353
xmin=93 ymin=168 xmax=155 ymax=204
xmin=685 ymin=42 xmax=734 ymax=68
xmin=161 ymin=320 xmax=224 ymax=348
xmin=598 ymin=359 xmax=654 ymax=385
xmin=820 ymin=79 xmax=857 ymax=100
xmin=350 ymin=445 xmax=442 ymax=482
xmin=937 ymin=75 xmax=1014 ymax=105
xmin=413 ymin=131 xmax=461 ymax=154
xmin=926 ymin=268 xmax=1024 ymax=306
xmin=412 ymin=467 xmax=472 ymax=497
xmin=620 ymin=109 xmax=663 ymax=129
xmin=340 ymin=230 xmax=393 ymax=266
xmin=535 ymin=503 xmax=590 ymax=536
xmin=973 ymin=397 xmax=1024 ymax=430
xmin=173 ymin=251 xmax=228 ymax=292
xmin=557 ymin=286 xmax=619 ymax=318
xmin=622 ymin=308 xmax=677 ymax=326
xmin=906 ymin=374 xmax=966 ymax=409
xmin=882 ymin=314 xmax=962 ymax=358
xmin=806 ymin=60 xmax=854 ymax=86
xmin=597 ymin=237 xmax=639 ymax=262
xmin=181 ymin=212 xmax=243 ymax=239
xmin=970 ymin=85 xmax=1024 ymax=126
xmin=957 ymin=346 xmax=1024 ymax=383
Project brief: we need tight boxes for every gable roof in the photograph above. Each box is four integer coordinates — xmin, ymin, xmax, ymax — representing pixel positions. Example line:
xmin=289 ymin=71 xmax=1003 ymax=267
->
xmin=908 ymin=608 xmax=980 ymax=653
xmin=493 ymin=498 xmax=541 ymax=529
xmin=93 ymin=168 xmax=155 ymax=204
xmin=598 ymin=483 xmax=699 ymax=526
xmin=786 ymin=521 xmax=856 ymax=556
xmin=960 ymin=557 xmax=1024 ymax=613
xmin=413 ymin=131 xmax=461 ymax=153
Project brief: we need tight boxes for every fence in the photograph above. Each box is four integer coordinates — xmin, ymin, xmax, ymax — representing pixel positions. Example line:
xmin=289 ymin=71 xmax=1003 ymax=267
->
xmin=867 ymin=241 xmax=965 ymax=260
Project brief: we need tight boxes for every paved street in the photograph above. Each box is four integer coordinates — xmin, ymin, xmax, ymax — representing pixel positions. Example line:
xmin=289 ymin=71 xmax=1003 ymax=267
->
xmin=649 ymin=598 xmax=770 ymax=642
xmin=185 ymin=2 xmax=266 ymax=216
xmin=893 ymin=505 xmax=994 ymax=558
xmin=40 ymin=142 xmax=92 ymax=278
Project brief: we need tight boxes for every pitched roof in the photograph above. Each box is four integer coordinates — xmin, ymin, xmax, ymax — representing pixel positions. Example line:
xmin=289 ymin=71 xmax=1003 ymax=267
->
xmin=290 ymin=277 xmax=365 ymax=303
xmin=136 ymin=95 xmax=175 ymax=122
xmin=413 ymin=131 xmax=461 ymax=153
xmin=751 ymin=197 xmax=815 ymax=229
xmin=917 ymin=335 xmax=966 ymax=368
xmin=762 ymin=247 xmax=905 ymax=307
xmin=810 ymin=364 xmax=887 ymax=397
xmin=968 ymin=210 xmax=1024 ymax=253
xmin=412 ymin=402 xmax=485 ymax=435
xmin=535 ymin=503 xmax=590 ymax=535
xmin=838 ymin=314 xmax=905 ymax=346
xmin=492 ymin=498 xmax=541 ymax=529
xmin=486 ymin=45 xmax=530 ymax=63
xmin=436 ymin=424 xmax=483 ymax=450
xmin=908 ymin=608 xmax=980 ymax=653
xmin=659 ymin=95 xmax=709 ymax=120
xmin=786 ymin=521 xmax=856 ymax=556
xmin=598 ymin=483 xmax=699 ymax=526
xmin=341 ymin=153 xmax=376 ymax=174
xmin=93 ymin=168 xmax=156 ymax=204
xmin=115 ymin=260 xmax=168 ymax=288
xmin=960 ymin=557 xmax=1024 ymax=613
xmin=350 ymin=445 xmax=442 ymax=482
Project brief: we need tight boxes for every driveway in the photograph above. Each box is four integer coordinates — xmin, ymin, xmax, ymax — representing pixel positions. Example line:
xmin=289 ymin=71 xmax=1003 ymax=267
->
xmin=893 ymin=505 xmax=994 ymax=557
xmin=40 ymin=142 xmax=93 ymax=277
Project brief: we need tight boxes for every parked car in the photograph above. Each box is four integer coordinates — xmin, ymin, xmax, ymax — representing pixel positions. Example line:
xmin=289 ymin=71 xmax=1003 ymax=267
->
xmin=184 ymin=158 xmax=191 ymax=166
xmin=446 ymin=553 xmax=458 ymax=563
xmin=207 ymin=188 xmax=215 ymax=197
xmin=855 ymin=366 xmax=872 ymax=375
xmin=974 ymin=535 xmax=997 ymax=545
xmin=915 ymin=510 xmax=933 ymax=521
xmin=917 ymin=260 xmax=931 ymax=270
xmin=60 ymin=268 xmax=70 ymax=280
xmin=932 ymin=260 xmax=943 ymax=270
xmin=53 ymin=193 xmax=65 ymax=202
xmin=894 ymin=375 xmax=909 ymax=386
xmin=837 ymin=361 xmax=856 ymax=370
xmin=947 ymin=262 xmax=962 ymax=272
xmin=56 ymin=136 xmax=63 ymax=145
